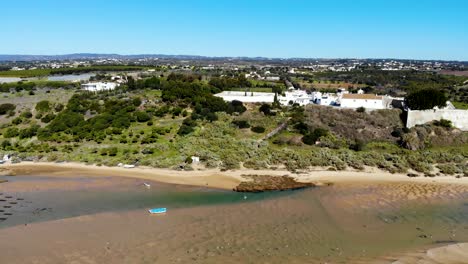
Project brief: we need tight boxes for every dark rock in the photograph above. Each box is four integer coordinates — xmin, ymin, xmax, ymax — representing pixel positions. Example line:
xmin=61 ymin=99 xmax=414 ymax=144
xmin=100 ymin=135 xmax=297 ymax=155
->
xmin=234 ymin=175 xmax=315 ymax=192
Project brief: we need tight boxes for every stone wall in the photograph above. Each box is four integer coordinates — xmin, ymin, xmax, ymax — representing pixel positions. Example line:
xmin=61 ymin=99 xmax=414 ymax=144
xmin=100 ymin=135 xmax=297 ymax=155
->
xmin=406 ymin=109 xmax=468 ymax=131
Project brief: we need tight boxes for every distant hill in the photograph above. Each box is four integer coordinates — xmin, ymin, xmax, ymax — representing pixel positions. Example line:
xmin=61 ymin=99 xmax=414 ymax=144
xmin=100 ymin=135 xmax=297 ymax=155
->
xmin=0 ymin=53 xmax=214 ymax=61
xmin=0 ymin=53 xmax=275 ymax=62
xmin=0 ymin=53 xmax=466 ymax=64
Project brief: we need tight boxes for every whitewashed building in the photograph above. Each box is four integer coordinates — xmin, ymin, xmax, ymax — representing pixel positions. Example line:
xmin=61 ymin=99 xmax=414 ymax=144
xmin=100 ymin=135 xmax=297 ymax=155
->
xmin=312 ymin=91 xmax=340 ymax=106
xmin=339 ymin=94 xmax=385 ymax=109
xmin=81 ymin=82 xmax=118 ymax=92
xmin=278 ymin=90 xmax=312 ymax=106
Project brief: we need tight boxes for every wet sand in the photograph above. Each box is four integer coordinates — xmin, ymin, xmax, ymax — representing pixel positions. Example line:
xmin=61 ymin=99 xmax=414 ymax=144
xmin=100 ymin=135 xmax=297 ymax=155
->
xmin=0 ymin=175 xmax=468 ymax=263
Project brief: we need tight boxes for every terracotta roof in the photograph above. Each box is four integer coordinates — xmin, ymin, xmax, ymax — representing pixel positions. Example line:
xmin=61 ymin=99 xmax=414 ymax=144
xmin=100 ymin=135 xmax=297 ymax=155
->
xmin=341 ymin=94 xmax=383 ymax=100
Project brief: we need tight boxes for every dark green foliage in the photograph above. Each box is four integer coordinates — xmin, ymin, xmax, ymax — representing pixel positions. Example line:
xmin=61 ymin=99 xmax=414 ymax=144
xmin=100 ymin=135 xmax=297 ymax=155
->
xmin=294 ymin=122 xmax=309 ymax=135
xmin=4 ymin=127 xmax=19 ymax=138
xmin=178 ymin=118 xmax=197 ymax=136
xmin=1 ymin=140 xmax=11 ymax=150
xmin=172 ymin=107 xmax=183 ymax=116
xmin=349 ymin=139 xmax=365 ymax=151
xmin=132 ymin=97 xmax=142 ymax=107
xmin=12 ymin=117 xmax=22 ymax=125
xmin=100 ymin=147 xmax=118 ymax=156
xmin=433 ymin=119 xmax=452 ymax=128
xmin=0 ymin=103 xmax=15 ymax=115
xmin=35 ymin=100 xmax=51 ymax=112
xmin=259 ymin=103 xmax=272 ymax=115
xmin=406 ymin=88 xmax=447 ymax=110
xmin=41 ymin=113 xmax=56 ymax=123
xmin=147 ymin=121 xmax=153 ymax=126
xmin=251 ymin=126 xmax=266 ymax=133
xmin=19 ymin=125 xmax=40 ymax=139
xmin=226 ymin=100 xmax=246 ymax=114
xmin=232 ymin=120 xmax=251 ymax=129
xmin=209 ymin=75 xmax=251 ymax=90
xmin=21 ymin=111 xmax=33 ymax=119
xmin=135 ymin=111 xmax=151 ymax=122
xmin=178 ymin=125 xmax=195 ymax=136
xmin=302 ymin=128 xmax=329 ymax=145
xmin=167 ymin=73 xmax=201 ymax=83
xmin=54 ymin=103 xmax=64 ymax=112
xmin=356 ymin=106 xmax=366 ymax=113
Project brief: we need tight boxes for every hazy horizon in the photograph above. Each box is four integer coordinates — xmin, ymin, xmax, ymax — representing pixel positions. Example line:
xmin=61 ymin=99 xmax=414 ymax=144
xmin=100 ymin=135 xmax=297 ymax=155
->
xmin=2 ymin=0 xmax=468 ymax=61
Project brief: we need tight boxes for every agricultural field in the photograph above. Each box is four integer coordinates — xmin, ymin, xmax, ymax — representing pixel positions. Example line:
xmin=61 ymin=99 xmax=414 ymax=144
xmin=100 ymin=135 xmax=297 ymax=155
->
xmin=0 ymin=65 xmax=149 ymax=78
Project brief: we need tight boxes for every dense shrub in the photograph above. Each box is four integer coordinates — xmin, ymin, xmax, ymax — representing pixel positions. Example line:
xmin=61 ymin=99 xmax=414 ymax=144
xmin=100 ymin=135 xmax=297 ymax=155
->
xmin=35 ymin=100 xmax=51 ymax=112
xmin=232 ymin=120 xmax=250 ymax=129
xmin=21 ymin=111 xmax=33 ymax=119
xmin=437 ymin=163 xmax=459 ymax=175
xmin=302 ymin=128 xmax=329 ymax=145
xmin=433 ymin=119 xmax=452 ymax=128
xmin=251 ymin=126 xmax=266 ymax=133
xmin=3 ymin=127 xmax=19 ymax=138
xmin=356 ymin=106 xmax=366 ymax=113
xmin=0 ymin=103 xmax=15 ymax=115
xmin=41 ymin=113 xmax=56 ymax=123
xmin=135 ymin=111 xmax=151 ymax=122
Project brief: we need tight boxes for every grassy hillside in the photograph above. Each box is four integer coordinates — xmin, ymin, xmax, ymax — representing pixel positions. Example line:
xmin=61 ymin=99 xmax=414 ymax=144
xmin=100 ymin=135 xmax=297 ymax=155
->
xmin=0 ymin=74 xmax=465 ymax=177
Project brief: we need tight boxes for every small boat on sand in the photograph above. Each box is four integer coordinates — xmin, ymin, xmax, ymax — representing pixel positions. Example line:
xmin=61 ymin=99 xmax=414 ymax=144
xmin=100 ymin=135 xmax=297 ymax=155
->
xmin=148 ymin=208 xmax=167 ymax=214
xmin=143 ymin=183 xmax=151 ymax=188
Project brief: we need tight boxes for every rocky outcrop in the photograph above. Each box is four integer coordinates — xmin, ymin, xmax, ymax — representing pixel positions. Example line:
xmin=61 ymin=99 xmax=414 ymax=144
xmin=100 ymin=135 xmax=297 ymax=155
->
xmin=234 ymin=174 xmax=315 ymax=192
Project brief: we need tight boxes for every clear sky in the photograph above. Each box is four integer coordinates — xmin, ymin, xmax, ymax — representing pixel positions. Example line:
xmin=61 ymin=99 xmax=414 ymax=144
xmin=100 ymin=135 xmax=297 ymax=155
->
xmin=2 ymin=0 xmax=468 ymax=60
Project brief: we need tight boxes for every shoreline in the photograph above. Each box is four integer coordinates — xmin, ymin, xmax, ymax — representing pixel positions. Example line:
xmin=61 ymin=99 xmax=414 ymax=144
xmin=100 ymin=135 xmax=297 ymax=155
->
xmin=2 ymin=161 xmax=468 ymax=190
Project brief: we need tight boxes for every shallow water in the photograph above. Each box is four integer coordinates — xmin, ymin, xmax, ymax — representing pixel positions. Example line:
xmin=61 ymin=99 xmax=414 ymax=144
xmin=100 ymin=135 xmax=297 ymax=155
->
xmin=0 ymin=175 xmax=289 ymax=227
xmin=0 ymin=175 xmax=468 ymax=263
xmin=47 ymin=73 xmax=95 ymax=81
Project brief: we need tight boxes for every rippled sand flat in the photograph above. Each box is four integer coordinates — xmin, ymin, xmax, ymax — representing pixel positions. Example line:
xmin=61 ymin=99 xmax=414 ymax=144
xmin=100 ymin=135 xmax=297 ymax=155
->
xmin=0 ymin=177 xmax=467 ymax=263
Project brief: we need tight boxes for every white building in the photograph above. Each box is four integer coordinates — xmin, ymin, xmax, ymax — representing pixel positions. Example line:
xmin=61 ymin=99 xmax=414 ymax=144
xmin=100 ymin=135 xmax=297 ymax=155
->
xmin=312 ymin=91 xmax=340 ymax=106
xmin=278 ymin=90 xmax=312 ymax=106
xmin=215 ymin=91 xmax=275 ymax=103
xmin=265 ymin=76 xmax=280 ymax=81
xmin=339 ymin=94 xmax=385 ymax=109
xmin=81 ymin=82 xmax=118 ymax=92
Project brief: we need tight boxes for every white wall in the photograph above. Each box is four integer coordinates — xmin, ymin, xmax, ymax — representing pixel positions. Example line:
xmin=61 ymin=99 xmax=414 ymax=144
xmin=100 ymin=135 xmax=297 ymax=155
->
xmin=215 ymin=91 xmax=275 ymax=103
xmin=340 ymin=99 xmax=385 ymax=109
xmin=407 ymin=109 xmax=468 ymax=131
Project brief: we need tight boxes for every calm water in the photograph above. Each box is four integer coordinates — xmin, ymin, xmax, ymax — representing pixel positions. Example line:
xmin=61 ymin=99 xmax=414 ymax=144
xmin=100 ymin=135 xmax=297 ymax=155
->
xmin=0 ymin=73 xmax=95 ymax=83
xmin=0 ymin=175 xmax=287 ymax=227
xmin=47 ymin=73 xmax=95 ymax=81
xmin=1 ymin=175 xmax=468 ymax=263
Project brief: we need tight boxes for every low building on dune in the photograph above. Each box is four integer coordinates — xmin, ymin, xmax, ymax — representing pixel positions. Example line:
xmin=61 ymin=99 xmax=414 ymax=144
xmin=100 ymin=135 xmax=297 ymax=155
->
xmin=81 ymin=82 xmax=118 ymax=92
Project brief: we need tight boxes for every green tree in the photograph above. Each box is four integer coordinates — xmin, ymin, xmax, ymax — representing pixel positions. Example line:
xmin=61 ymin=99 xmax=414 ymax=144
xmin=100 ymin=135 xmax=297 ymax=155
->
xmin=406 ymin=88 xmax=447 ymax=110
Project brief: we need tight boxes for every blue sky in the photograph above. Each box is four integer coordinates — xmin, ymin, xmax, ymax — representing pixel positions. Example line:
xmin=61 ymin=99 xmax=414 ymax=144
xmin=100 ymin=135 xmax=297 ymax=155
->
xmin=2 ymin=0 xmax=468 ymax=60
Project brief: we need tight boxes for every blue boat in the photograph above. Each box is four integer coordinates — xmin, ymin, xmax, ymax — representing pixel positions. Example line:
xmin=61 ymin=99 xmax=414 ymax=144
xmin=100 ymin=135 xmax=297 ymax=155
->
xmin=148 ymin=208 xmax=167 ymax=214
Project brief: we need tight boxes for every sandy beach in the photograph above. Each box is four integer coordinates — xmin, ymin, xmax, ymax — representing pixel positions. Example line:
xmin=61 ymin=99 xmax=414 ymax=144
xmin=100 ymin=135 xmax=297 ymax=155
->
xmin=2 ymin=161 xmax=468 ymax=190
